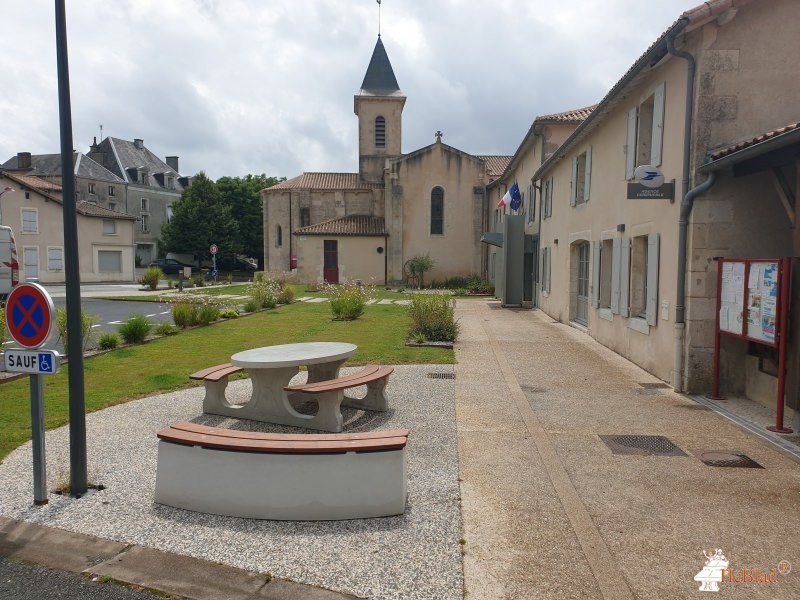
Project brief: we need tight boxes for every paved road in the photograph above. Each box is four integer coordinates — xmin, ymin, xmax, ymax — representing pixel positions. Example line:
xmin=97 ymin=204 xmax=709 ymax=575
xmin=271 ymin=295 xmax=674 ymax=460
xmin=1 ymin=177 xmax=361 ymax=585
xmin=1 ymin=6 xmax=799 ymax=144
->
xmin=0 ymin=557 xmax=163 ymax=600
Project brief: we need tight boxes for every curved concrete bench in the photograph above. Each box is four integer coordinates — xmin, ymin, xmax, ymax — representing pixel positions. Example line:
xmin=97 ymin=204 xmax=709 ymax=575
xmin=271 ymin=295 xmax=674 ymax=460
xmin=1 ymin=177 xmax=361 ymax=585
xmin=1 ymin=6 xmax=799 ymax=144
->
xmin=154 ymin=421 xmax=409 ymax=520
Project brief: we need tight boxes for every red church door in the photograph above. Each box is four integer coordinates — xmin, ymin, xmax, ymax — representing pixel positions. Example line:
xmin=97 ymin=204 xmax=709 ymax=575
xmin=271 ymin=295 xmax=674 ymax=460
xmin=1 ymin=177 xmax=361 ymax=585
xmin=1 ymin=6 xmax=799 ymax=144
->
xmin=323 ymin=240 xmax=339 ymax=283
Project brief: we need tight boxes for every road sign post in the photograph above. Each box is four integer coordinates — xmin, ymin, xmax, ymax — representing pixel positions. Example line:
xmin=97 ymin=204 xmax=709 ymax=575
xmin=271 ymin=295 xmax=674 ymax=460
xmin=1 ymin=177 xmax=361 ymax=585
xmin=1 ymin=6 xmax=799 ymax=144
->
xmin=4 ymin=283 xmax=61 ymax=505
xmin=210 ymin=244 xmax=218 ymax=283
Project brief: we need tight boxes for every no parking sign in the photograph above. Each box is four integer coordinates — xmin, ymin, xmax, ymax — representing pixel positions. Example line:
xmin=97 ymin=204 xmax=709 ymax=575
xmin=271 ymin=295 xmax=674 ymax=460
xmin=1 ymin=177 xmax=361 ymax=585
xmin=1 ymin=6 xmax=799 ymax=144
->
xmin=5 ymin=283 xmax=56 ymax=349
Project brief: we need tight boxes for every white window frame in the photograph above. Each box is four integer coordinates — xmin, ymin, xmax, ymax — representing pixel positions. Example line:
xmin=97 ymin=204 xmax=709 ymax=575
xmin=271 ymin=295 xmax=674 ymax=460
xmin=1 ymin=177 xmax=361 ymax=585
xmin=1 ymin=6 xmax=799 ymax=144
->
xmin=626 ymin=82 xmax=666 ymax=179
xmin=88 ymin=182 xmax=95 ymax=195
xmin=47 ymin=246 xmax=64 ymax=271
xmin=108 ymin=186 xmax=115 ymax=196
xmin=103 ymin=219 xmax=117 ymax=235
xmin=166 ymin=204 xmax=174 ymax=223
xmin=141 ymin=198 xmax=149 ymax=212
xmin=541 ymin=177 xmax=553 ymax=219
xmin=140 ymin=214 xmax=150 ymax=233
xmin=626 ymin=233 xmax=659 ymax=329
xmin=23 ymin=245 xmax=39 ymax=279
xmin=21 ymin=208 xmax=38 ymax=233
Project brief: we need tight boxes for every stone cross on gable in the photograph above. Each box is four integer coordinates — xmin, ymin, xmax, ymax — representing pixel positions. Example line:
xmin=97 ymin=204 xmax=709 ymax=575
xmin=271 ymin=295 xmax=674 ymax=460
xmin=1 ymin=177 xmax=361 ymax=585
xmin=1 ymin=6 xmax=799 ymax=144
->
xmin=435 ymin=130 xmax=443 ymax=142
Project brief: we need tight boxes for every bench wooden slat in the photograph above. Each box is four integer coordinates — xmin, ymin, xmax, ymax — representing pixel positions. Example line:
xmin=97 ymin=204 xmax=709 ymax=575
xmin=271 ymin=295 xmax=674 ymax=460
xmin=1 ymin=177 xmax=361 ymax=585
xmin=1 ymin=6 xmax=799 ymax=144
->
xmin=291 ymin=365 xmax=380 ymax=390
xmin=169 ymin=421 xmax=408 ymax=443
xmin=157 ymin=423 xmax=409 ymax=454
xmin=190 ymin=363 xmax=242 ymax=382
xmin=285 ymin=366 xmax=394 ymax=394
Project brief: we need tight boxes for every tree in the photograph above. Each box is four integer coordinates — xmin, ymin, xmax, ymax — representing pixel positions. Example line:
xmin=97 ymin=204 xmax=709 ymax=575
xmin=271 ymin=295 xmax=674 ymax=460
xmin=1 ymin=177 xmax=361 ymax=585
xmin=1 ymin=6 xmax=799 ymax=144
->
xmin=406 ymin=253 xmax=435 ymax=288
xmin=216 ymin=174 xmax=282 ymax=268
xmin=160 ymin=172 xmax=239 ymax=268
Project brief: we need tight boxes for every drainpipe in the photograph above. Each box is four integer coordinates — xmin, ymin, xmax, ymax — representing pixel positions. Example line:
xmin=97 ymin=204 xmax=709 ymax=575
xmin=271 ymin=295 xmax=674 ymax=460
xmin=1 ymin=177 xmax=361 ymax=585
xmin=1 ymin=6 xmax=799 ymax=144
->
xmin=667 ymin=20 xmax=704 ymax=393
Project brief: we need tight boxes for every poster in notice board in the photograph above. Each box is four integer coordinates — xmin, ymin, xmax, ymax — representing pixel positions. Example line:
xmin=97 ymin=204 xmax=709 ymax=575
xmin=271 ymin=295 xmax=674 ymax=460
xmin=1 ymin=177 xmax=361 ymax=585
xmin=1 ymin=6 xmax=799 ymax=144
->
xmin=718 ymin=261 xmax=744 ymax=335
xmin=745 ymin=261 xmax=779 ymax=344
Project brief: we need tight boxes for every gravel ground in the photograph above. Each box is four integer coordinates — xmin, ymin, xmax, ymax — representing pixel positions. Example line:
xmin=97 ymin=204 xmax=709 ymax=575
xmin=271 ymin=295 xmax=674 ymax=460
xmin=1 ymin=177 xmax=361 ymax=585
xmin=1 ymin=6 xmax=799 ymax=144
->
xmin=0 ymin=365 xmax=462 ymax=600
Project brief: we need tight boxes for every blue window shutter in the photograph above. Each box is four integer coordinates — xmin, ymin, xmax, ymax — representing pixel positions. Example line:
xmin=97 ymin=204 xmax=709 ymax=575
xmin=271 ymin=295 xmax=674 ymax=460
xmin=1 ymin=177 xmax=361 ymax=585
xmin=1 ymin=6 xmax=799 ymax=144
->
xmin=651 ymin=82 xmax=666 ymax=167
xmin=646 ymin=233 xmax=660 ymax=326
xmin=592 ymin=240 xmax=601 ymax=308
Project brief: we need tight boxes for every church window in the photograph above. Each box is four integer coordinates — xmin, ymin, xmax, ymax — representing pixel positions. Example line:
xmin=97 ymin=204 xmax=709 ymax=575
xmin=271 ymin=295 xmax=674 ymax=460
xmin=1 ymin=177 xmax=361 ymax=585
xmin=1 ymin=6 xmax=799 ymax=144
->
xmin=375 ymin=116 xmax=386 ymax=148
xmin=430 ymin=187 xmax=444 ymax=235
xmin=300 ymin=207 xmax=311 ymax=227
xmin=276 ymin=225 xmax=282 ymax=247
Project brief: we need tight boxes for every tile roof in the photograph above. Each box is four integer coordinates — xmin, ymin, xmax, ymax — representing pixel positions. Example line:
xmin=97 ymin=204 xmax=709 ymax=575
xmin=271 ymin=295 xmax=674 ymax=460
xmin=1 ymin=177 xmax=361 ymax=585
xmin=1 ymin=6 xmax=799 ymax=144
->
xmin=7 ymin=173 xmax=62 ymax=193
xmin=709 ymin=121 xmax=800 ymax=160
xmin=476 ymin=156 xmax=513 ymax=178
xmin=266 ymin=173 xmax=383 ymax=191
xmin=294 ymin=215 xmax=387 ymax=236
xmin=76 ymin=201 xmax=137 ymax=219
xmin=535 ymin=105 xmax=598 ymax=124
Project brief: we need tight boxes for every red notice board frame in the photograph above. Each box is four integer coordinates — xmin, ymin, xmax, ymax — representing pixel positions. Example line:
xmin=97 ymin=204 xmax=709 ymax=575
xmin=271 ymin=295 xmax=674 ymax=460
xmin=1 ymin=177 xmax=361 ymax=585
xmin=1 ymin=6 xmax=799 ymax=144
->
xmin=710 ymin=257 xmax=792 ymax=433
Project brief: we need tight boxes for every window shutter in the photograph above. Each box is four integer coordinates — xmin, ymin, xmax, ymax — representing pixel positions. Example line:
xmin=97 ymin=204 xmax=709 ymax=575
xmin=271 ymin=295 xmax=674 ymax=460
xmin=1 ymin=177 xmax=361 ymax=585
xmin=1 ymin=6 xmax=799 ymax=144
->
xmin=651 ymin=82 xmax=665 ymax=167
xmin=583 ymin=146 xmax=592 ymax=203
xmin=591 ymin=241 xmax=601 ymax=309
xmin=570 ymin=158 xmax=578 ymax=206
xmin=626 ymin=107 xmax=637 ymax=179
xmin=546 ymin=179 xmax=552 ymax=217
xmin=646 ymin=233 xmax=660 ymax=326
xmin=619 ymin=237 xmax=630 ymax=317
xmin=611 ymin=238 xmax=621 ymax=314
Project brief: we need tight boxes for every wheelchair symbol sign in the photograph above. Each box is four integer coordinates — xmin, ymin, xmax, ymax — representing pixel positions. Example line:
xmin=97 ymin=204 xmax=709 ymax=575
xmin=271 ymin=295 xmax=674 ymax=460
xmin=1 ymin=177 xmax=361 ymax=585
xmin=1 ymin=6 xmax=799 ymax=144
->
xmin=38 ymin=353 xmax=53 ymax=373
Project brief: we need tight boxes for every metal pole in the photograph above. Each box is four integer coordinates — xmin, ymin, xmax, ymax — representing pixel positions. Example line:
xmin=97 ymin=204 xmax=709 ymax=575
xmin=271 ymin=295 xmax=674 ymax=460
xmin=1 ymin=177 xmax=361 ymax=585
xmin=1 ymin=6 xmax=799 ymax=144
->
xmin=768 ymin=258 xmax=793 ymax=433
xmin=55 ymin=0 xmax=87 ymax=496
xmin=30 ymin=374 xmax=48 ymax=505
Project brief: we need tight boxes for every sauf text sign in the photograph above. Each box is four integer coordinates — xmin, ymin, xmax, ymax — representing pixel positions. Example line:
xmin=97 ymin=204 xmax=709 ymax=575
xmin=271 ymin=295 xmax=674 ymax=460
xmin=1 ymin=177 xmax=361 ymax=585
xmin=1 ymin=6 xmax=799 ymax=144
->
xmin=4 ymin=349 xmax=61 ymax=375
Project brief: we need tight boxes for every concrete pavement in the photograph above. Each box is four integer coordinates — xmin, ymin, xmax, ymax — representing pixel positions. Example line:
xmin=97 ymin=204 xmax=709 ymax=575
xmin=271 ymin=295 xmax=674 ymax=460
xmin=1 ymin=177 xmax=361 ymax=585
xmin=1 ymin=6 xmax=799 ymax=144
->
xmin=2 ymin=297 xmax=799 ymax=598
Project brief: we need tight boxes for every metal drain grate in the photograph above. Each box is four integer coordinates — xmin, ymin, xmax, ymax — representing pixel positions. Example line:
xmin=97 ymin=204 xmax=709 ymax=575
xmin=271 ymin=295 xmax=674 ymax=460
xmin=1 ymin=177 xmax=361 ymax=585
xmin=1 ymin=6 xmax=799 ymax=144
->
xmin=427 ymin=372 xmax=455 ymax=380
xmin=600 ymin=435 xmax=687 ymax=457
xmin=694 ymin=451 xmax=764 ymax=469
xmin=638 ymin=382 xmax=671 ymax=389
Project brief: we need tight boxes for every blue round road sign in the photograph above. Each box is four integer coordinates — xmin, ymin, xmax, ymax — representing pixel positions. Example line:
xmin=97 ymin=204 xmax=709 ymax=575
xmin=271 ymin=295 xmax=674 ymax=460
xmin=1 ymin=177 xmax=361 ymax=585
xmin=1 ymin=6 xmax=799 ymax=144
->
xmin=4 ymin=283 xmax=55 ymax=349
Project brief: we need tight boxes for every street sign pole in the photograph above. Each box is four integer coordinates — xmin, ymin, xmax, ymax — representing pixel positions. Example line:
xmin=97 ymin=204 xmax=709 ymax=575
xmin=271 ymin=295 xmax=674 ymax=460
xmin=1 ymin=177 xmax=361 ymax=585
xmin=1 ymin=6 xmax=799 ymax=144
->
xmin=30 ymin=374 xmax=48 ymax=505
xmin=55 ymin=0 xmax=88 ymax=497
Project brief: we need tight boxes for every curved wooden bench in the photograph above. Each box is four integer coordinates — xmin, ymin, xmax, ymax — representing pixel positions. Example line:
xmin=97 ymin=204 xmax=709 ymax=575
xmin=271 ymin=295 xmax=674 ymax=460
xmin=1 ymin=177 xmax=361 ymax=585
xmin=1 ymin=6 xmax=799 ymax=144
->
xmin=190 ymin=363 xmax=244 ymax=413
xmin=154 ymin=421 xmax=409 ymax=520
xmin=285 ymin=364 xmax=394 ymax=412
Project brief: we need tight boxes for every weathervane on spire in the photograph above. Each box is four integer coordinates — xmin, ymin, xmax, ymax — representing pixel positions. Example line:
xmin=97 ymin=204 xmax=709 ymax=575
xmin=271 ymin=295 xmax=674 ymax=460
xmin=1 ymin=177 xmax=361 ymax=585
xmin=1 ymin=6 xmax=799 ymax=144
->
xmin=377 ymin=0 xmax=381 ymax=36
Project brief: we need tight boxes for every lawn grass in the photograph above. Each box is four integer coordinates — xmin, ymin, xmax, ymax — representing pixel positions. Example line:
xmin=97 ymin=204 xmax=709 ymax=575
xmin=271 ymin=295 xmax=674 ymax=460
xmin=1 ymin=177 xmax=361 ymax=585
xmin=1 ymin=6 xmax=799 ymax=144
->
xmin=0 ymin=300 xmax=453 ymax=460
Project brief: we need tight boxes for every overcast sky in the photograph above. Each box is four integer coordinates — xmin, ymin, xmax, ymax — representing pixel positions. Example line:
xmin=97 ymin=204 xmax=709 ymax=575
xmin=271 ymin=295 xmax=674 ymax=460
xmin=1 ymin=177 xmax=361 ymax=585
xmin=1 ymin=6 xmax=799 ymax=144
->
xmin=1 ymin=1 xmax=699 ymax=181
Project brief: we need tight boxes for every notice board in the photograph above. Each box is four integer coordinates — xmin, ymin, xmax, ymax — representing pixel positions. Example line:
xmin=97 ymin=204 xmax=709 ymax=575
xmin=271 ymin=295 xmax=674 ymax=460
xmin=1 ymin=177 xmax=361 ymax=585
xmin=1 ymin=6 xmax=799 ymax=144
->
xmin=718 ymin=259 xmax=781 ymax=345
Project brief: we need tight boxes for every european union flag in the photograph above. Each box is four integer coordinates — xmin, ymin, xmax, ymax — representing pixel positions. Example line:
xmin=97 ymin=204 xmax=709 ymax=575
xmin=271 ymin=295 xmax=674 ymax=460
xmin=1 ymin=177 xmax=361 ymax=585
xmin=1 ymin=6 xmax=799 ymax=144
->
xmin=509 ymin=182 xmax=522 ymax=211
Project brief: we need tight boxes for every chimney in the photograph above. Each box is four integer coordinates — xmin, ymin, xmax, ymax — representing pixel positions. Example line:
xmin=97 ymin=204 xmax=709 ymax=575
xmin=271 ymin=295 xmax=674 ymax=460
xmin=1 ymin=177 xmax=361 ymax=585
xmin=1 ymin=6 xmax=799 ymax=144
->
xmin=165 ymin=156 xmax=179 ymax=172
xmin=134 ymin=138 xmax=144 ymax=150
xmin=17 ymin=152 xmax=32 ymax=169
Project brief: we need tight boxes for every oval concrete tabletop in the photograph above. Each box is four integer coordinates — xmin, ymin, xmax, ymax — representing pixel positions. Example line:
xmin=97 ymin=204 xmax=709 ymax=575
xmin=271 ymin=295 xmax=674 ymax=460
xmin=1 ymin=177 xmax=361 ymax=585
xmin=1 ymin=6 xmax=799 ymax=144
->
xmin=231 ymin=342 xmax=357 ymax=369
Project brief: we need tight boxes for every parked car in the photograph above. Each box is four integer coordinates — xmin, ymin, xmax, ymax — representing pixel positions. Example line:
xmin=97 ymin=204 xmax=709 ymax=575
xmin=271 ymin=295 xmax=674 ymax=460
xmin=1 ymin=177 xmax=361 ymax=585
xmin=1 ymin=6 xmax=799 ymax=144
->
xmin=148 ymin=258 xmax=194 ymax=275
xmin=215 ymin=256 xmax=258 ymax=272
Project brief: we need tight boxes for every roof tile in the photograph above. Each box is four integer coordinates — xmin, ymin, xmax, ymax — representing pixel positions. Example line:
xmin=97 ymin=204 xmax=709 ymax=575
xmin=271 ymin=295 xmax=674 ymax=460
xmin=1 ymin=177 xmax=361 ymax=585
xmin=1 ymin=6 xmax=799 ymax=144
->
xmin=294 ymin=214 xmax=387 ymax=236
xmin=266 ymin=173 xmax=383 ymax=191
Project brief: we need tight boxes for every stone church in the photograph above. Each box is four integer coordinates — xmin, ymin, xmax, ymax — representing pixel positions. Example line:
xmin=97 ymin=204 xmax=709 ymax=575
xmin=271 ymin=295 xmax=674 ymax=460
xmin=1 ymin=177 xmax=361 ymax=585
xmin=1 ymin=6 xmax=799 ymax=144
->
xmin=262 ymin=36 xmax=510 ymax=285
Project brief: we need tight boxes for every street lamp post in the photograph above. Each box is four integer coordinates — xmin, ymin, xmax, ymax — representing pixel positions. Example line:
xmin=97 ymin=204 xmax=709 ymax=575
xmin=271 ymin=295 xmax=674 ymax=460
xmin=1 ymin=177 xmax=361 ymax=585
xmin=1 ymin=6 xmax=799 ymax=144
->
xmin=0 ymin=187 xmax=15 ymax=225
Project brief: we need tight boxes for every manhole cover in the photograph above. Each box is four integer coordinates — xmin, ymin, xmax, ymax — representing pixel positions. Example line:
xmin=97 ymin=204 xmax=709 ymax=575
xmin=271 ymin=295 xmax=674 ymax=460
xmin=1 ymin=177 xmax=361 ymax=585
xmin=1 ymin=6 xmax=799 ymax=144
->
xmin=600 ymin=435 xmax=687 ymax=456
xmin=427 ymin=372 xmax=455 ymax=380
xmin=638 ymin=382 xmax=671 ymax=389
xmin=694 ymin=451 xmax=764 ymax=468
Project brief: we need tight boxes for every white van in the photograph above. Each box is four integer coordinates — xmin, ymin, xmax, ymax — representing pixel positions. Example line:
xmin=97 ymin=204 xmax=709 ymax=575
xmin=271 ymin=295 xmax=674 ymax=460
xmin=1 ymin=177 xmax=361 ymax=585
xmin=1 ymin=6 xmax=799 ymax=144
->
xmin=0 ymin=225 xmax=20 ymax=299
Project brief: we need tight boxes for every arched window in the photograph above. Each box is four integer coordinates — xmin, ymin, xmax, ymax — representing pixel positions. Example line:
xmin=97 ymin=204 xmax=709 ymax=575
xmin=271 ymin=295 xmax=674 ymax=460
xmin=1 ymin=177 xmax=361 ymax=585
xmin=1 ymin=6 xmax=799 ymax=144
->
xmin=430 ymin=187 xmax=444 ymax=235
xmin=276 ymin=225 xmax=282 ymax=247
xmin=375 ymin=116 xmax=386 ymax=148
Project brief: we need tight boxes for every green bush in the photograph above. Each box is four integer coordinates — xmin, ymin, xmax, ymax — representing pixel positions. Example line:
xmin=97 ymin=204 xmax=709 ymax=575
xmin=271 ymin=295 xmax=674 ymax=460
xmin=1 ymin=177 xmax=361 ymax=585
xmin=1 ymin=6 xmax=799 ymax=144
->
xmin=407 ymin=292 xmax=460 ymax=342
xmin=243 ymin=299 xmax=260 ymax=313
xmin=0 ymin=304 xmax=7 ymax=347
xmin=171 ymin=302 xmax=197 ymax=328
xmin=191 ymin=274 xmax=205 ymax=287
xmin=139 ymin=267 xmax=162 ymax=290
xmin=277 ymin=285 xmax=295 ymax=304
xmin=55 ymin=307 xmax=97 ymax=355
xmin=196 ymin=304 xmax=221 ymax=326
xmin=406 ymin=253 xmax=435 ymax=288
xmin=154 ymin=322 xmax=179 ymax=336
xmin=322 ymin=280 xmax=373 ymax=320
xmin=98 ymin=333 xmax=120 ymax=350
xmin=248 ymin=273 xmax=282 ymax=309
xmin=118 ymin=314 xmax=153 ymax=344
xmin=220 ymin=308 xmax=240 ymax=319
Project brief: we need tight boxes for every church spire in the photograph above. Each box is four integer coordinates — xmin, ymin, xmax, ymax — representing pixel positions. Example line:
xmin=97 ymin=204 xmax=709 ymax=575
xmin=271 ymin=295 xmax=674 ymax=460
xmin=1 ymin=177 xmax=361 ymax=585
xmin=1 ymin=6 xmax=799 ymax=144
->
xmin=359 ymin=36 xmax=401 ymax=95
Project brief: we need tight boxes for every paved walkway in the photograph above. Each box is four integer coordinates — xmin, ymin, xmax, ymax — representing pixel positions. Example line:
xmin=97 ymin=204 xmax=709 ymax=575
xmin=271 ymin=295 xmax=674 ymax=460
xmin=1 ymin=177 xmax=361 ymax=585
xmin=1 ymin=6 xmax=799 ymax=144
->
xmin=2 ymin=298 xmax=799 ymax=599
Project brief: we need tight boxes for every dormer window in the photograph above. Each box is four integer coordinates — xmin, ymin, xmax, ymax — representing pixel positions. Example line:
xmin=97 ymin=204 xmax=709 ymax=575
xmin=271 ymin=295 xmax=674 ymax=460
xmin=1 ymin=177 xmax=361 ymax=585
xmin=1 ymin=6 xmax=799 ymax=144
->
xmin=375 ymin=116 xmax=386 ymax=148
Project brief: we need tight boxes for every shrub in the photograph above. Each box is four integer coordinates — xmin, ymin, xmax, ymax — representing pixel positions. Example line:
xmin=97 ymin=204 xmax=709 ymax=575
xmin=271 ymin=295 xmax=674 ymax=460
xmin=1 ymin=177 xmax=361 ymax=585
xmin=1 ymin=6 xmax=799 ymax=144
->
xmin=406 ymin=253 xmax=435 ymax=288
xmin=277 ymin=285 xmax=295 ymax=305
xmin=407 ymin=292 xmax=460 ymax=342
xmin=196 ymin=304 xmax=221 ymax=326
xmin=247 ymin=273 xmax=282 ymax=309
xmin=322 ymin=280 xmax=374 ymax=320
xmin=154 ymin=322 xmax=179 ymax=336
xmin=220 ymin=308 xmax=240 ymax=319
xmin=171 ymin=302 xmax=197 ymax=328
xmin=118 ymin=314 xmax=153 ymax=344
xmin=191 ymin=274 xmax=205 ymax=287
xmin=98 ymin=333 xmax=120 ymax=350
xmin=55 ymin=307 xmax=97 ymax=355
xmin=243 ymin=299 xmax=260 ymax=313
xmin=139 ymin=267 xmax=162 ymax=290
